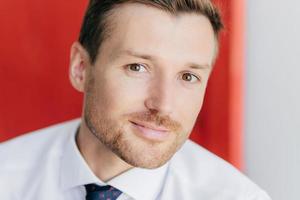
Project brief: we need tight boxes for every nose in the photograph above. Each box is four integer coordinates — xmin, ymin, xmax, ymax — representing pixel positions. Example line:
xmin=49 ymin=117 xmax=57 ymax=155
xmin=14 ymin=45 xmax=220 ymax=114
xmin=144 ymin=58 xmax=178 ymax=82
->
xmin=144 ymin=77 xmax=175 ymax=115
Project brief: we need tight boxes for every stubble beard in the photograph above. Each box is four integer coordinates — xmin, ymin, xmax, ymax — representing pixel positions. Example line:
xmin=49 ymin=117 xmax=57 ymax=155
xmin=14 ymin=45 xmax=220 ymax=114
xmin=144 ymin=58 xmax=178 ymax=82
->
xmin=84 ymin=107 xmax=187 ymax=169
xmin=83 ymin=74 xmax=188 ymax=169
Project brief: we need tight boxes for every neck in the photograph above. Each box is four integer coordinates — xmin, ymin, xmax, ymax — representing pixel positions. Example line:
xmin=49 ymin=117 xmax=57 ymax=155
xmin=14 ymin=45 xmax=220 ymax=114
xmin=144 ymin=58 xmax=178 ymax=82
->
xmin=76 ymin=120 xmax=133 ymax=182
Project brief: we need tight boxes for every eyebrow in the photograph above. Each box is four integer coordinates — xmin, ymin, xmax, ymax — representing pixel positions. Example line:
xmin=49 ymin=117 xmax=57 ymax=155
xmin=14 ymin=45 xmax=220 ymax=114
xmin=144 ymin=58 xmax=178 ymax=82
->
xmin=117 ymin=49 xmax=154 ymax=60
xmin=186 ymin=62 xmax=211 ymax=70
xmin=114 ymin=49 xmax=211 ymax=70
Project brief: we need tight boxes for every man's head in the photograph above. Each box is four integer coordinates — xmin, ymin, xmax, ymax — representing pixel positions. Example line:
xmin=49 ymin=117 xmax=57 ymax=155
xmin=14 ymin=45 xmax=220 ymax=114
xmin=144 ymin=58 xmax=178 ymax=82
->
xmin=70 ymin=0 xmax=223 ymax=169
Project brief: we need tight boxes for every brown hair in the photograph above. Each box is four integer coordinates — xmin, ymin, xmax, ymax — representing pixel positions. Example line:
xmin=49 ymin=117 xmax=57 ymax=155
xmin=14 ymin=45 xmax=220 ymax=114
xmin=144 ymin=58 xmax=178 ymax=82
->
xmin=79 ymin=0 xmax=223 ymax=64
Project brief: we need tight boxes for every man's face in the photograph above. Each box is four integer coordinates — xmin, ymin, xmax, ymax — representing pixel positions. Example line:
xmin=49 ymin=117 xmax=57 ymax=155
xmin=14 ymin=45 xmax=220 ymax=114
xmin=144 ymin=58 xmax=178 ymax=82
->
xmin=83 ymin=3 xmax=216 ymax=168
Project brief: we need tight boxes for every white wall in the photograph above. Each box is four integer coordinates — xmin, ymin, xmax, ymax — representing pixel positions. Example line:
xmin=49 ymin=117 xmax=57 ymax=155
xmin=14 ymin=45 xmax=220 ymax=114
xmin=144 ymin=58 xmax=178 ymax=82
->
xmin=245 ymin=1 xmax=300 ymax=200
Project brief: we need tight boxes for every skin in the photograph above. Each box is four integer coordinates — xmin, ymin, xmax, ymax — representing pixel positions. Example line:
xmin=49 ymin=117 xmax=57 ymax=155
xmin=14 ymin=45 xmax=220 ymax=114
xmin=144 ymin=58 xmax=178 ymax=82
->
xmin=69 ymin=3 xmax=216 ymax=182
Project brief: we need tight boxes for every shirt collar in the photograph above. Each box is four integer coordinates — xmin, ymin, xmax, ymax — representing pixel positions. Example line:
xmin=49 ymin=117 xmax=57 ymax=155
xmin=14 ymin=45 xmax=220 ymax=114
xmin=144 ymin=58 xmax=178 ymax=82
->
xmin=107 ymin=163 xmax=169 ymax=200
xmin=60 ymin=119 xmax=169 ymax=200
xmin=60 ymin=119 xmax=102 ymax=190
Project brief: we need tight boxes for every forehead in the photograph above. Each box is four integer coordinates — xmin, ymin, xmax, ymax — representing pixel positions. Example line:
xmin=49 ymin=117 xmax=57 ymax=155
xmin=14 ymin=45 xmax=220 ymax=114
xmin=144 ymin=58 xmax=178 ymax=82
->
xmin=98 ymin=3 xmax=216 ymax=66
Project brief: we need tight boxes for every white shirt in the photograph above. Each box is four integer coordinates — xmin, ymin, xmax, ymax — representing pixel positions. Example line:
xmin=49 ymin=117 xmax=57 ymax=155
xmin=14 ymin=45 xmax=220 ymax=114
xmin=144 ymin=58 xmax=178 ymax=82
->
xmin=0 ymin=119 xmax=271 ymax=200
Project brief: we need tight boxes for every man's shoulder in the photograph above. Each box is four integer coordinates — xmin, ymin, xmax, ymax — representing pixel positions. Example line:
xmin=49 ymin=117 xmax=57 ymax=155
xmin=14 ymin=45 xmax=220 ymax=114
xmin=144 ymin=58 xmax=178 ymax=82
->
xmin=169 ymin=140 xmax=247 ymax=186
xmin=0 ymin=119 xmax=81 ymax=199
xmin=0 ymin=119 xmax=80 ymax=170
xmin=166 ymin=140 xmax=271 ymax=199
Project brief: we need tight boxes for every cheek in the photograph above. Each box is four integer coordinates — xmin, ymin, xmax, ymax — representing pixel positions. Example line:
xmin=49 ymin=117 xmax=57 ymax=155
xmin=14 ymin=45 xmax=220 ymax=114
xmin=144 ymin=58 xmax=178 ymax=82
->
xmin=95 ymin=75 xmax=148 ymax=115
xmin=177 ymin=88 xmax=206 ymax=130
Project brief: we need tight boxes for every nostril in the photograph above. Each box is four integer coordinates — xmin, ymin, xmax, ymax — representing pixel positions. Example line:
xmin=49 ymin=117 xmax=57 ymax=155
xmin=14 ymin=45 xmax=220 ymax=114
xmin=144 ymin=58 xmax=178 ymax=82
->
xmin=144 ymin=87 xmax=174 ymax=116
xmin=149 ymin=108 xmax=159 ymax=115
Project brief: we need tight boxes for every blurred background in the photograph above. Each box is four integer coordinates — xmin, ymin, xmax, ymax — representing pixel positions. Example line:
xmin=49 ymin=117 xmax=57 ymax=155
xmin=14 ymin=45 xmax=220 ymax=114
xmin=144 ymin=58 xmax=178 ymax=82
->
xmin=0 ymin=0 xmax=299 ymax=199
xmin=245 ymin=0 xmax=299 ymax=199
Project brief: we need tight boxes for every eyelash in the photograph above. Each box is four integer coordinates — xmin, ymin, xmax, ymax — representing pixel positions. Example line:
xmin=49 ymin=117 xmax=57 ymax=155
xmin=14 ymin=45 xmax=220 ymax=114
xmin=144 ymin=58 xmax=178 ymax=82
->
xmin=181 ymin=72 xmax=201 ymax=83
xmin=127 ymin=63 xmax=148 ymax=72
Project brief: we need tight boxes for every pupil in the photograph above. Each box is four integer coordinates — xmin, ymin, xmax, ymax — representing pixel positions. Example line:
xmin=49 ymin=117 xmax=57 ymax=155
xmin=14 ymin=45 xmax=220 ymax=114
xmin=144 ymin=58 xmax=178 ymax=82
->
xmin=131 ymin=64 xmax=140 ymax=71
xmin=184 ymin=74 xmax=191 ymax=81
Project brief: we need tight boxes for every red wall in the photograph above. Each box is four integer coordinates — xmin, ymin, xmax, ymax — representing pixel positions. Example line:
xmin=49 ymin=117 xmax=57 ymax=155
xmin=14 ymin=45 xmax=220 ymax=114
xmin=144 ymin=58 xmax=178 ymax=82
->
xmin=0 ymin=0 xmax=244 ymax=169
xmin=190 ymin=0 xmax=245 ymax=169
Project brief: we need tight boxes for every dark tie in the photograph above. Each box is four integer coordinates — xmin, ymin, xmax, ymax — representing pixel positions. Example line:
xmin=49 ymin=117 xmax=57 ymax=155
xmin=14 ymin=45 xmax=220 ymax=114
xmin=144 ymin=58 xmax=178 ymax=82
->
xmin=84 ymin=184 xmax=122 ymax=200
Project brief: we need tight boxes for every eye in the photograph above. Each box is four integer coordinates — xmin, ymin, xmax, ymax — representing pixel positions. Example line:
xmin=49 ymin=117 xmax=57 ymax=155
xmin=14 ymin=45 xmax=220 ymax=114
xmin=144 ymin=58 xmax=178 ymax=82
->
xmin=127 ymin=63 xmax=147 ymax=72
xmin=182 ymin=72 xmax=200 ymax=83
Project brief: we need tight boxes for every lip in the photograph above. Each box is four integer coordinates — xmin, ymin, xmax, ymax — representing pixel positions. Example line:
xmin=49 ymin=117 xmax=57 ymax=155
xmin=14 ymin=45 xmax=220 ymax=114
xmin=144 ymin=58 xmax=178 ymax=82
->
xmin=130 ymin=120 xmax=169 ymax=132
xmin=129 ymin=120 xmax=170 ymax=142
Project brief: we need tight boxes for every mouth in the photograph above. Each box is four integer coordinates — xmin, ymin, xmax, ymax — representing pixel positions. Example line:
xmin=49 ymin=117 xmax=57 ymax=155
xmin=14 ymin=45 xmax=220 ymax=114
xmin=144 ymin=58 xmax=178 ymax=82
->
xmin=129 ymin=120 xmax=171 ymax=142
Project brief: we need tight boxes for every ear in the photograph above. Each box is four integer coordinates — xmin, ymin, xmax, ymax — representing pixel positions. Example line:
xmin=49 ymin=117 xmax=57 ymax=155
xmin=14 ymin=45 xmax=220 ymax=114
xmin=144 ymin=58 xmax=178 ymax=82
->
xmin=69 ymin=42 xmax=90 ymax=92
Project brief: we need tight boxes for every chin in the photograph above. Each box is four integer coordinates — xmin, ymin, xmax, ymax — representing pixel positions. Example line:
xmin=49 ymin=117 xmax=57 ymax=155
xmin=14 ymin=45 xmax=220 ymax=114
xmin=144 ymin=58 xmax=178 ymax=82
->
xmin=121 ymin=153 xmax=172 ymax=169
xmin=110 ymin=138 xmax=178 ymax=169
